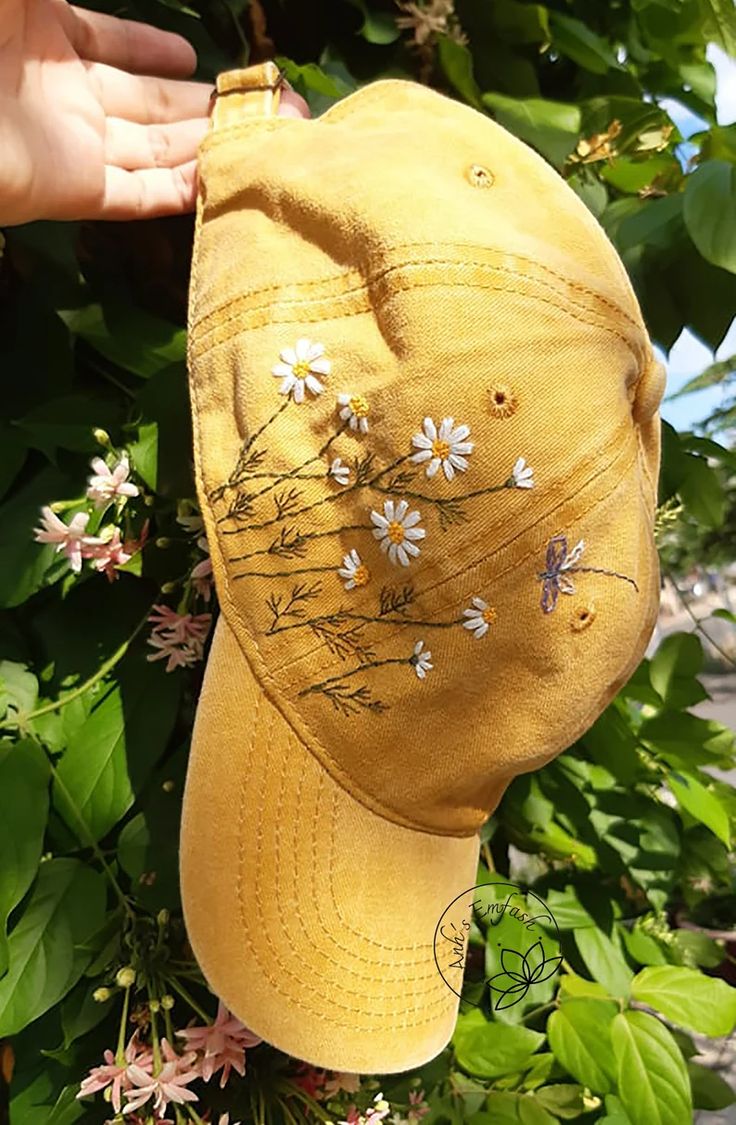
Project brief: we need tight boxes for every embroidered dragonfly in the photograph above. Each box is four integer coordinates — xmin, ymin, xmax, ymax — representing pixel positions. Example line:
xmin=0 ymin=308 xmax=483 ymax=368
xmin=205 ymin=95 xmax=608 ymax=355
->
xmin=538 ymin=534 xmax=639 ymax=614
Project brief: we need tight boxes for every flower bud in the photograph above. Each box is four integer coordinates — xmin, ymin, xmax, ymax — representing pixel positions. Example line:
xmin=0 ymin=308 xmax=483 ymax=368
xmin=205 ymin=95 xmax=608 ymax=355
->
xmin=161 ymin=994 xmax=175 ymax=1010
xmin=161 ymin=581 xmax=178 ymax=595
xmin=157 ymin=908 xmax=170 ymax=926
xmin=155 ymin=538 xmax=171 ymax=549
xmin=149 ymin=998 xmax=160 ymax=1013
xmin=93 ymin=428 xmax=112 ymax=448
xmin=161 ymin=780 xmax=175 ymax=794
xmin=93 ymin=987 xmax=112 ymax=1002
xmin=116 ymin=967 xmax=136 ymax=989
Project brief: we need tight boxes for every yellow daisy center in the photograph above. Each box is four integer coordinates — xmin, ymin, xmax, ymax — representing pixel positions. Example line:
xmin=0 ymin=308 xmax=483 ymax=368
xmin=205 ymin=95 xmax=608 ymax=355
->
xmin=353 ymin=564 xmax=370 ymax=587
xmin=349 ymin=394 xmax=369 ymax=417
xmin=387 ymin=521 xmax=405 ymax=545
xmin=432 ymin=438 xmax=450 ymax=460
xmin=292 ymin=360 xmax=310 ymax=379
xmin=482 ymin=606 xmax=497 ymax=626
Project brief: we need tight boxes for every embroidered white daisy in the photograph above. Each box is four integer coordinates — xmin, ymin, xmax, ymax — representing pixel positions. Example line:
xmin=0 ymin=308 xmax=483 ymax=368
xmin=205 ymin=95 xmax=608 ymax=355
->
xmin=509 ymin=457 xmax=535 ymax=489
xmin=337 ymin=393 xmax=370 ymax=433
xmin=328 ymin=457 xmax=350 ymax=486
xmin=409 ymin=640 xmax=433 ymax=680
xmin=410 ymin=416 xmax=473 ymax=481
xmin=462 ymin=596 xmax=498 ymax=639
xmin=271 ymin=338 xmax=331 ymax=403
xmin=338 ymin=549 xmax=370 ymax=590
xmin=370 ymin=499 xmax=426 ymax=567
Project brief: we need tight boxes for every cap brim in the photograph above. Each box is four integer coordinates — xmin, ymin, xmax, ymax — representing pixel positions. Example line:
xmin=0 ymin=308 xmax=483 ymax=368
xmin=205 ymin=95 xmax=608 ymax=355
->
xmin=180 ymin=615 xmax=480 ymax=1073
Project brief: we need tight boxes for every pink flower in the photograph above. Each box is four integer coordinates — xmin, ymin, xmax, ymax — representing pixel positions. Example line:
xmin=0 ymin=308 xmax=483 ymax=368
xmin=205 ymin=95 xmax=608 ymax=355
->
xmin=408 ymin=1090 xmax=429 ymax=1121
xmin=339 ymin=1108 xmax=362 ymax=1125
xmin=34 ymin=507 xmax=92 ymax=573
xmin=191 ymin=537 xmax=213 ymax=602
xmin=177 ymin=1000 xmax=261 ymax=1088
xmin=218 ymin=1115 xmax=242 ymax=1125
xmin=123 ymin=1038 xmax=200 ymax=1116
xmin=77 ymin=1033 xmax=152 ymax=1114
xmin=86 ymin=521 xmax=148 ymax=582
xmin=294 ymin=1063 xmax=328 ymax=1098
xmin=146 ymin=607 xmax=212 ymax=673
xmin=87 ymin=453 xmax=139 ymax=507
xmin=323 ymin=1072 xmax=361 ymax=1098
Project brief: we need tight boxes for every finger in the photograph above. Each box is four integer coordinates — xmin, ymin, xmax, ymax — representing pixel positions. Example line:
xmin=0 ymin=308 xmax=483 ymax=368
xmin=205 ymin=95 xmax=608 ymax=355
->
xmin=101 ymin=161 xmax=198 ymax=220
xmin=85 ymin=61 xmax=212 ymax=124
xmin=105 ymin=117 xmax=208 ymax=170
xmin=60 ymin=3 xmax=197 ymax=77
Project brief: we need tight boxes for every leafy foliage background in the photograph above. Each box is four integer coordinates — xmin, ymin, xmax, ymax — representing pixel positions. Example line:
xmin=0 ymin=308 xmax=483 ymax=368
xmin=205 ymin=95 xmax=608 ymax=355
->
xmin=1 ymin=0 xmax=736 ymax=1123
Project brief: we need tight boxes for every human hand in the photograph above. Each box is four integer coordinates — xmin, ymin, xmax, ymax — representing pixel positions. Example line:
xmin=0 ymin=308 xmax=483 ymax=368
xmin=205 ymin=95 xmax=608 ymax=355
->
xmin=0 ymin=0 xmax=309 ymax=225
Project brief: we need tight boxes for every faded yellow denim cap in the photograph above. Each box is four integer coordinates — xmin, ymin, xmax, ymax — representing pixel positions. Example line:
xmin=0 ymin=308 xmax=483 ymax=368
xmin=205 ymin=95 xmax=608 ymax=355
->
xmin=180 ymin=60 xmax=666 ymax=1072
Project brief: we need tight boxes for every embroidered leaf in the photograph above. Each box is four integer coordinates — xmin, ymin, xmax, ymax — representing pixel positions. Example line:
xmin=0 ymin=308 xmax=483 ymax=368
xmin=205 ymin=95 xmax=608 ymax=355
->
xmin=268 ymin=527 xmax=308 ymax=559
xmin=318 ymin=682 xmax=388 ymax=716
xmin=436 ymin=497 xmax=469 ymax=530
xmin=307 ymin=615 xmax=376 ymax=664
xmin=379 ymin=584 xmax=416 ymax=617
xmin=273 ymin=485 xmax=302 ymax=520
xmin=353 ymin=453 xmax=377 ymax=485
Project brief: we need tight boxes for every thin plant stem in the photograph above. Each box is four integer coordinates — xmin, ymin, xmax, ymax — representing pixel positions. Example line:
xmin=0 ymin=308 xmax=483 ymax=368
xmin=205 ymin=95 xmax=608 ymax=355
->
xmin=164 ymin=975 xmax=213 ymax=1024
xmin=665 ymin=569 xmax=736 ymax=670
xmin=115 ymin=985 xmax=132 ymax=1065
xmin=26 ymin=608 xmax=153 ymax=720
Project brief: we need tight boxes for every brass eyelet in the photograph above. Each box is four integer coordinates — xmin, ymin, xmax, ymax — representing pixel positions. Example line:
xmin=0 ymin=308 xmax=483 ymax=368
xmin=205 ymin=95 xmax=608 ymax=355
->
xmin=467 ymin=163 xmax=494 ymax=188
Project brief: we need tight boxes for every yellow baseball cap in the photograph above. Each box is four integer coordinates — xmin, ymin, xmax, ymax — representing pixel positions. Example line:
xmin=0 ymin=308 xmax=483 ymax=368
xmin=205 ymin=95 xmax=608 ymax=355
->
xmin=180 ymin=60 xmax=666 ymax=1072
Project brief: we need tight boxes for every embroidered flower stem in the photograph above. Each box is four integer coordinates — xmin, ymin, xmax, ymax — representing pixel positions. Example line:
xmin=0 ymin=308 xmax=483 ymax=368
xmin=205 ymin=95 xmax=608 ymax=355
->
xmin=216 ymin=422 xmax=348 ymax=521
xmin=299 ymin=656 xmax=409 ymax=697
xmin=222 ymin=453 xmax=414 ymax=536
xmin=229 ymin=523 xmax=366 ymax=564
xmin=268 ymin=610 xmax=463 ymax=634
xmin=210 ymin=400 xmax=290 ymax=500
xmin=234 ymin=564 xmax=337 ymax=580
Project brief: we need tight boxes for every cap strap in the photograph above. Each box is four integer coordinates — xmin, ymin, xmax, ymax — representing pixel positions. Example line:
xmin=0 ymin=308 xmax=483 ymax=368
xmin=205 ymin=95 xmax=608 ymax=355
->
xmin=210 ymin=60 xmax=285 ymax=131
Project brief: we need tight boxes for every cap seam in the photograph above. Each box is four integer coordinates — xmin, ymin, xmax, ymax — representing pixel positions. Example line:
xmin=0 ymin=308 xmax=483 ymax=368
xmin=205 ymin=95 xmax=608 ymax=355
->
xmin=191 ymin=243 xmax=643 ymax=345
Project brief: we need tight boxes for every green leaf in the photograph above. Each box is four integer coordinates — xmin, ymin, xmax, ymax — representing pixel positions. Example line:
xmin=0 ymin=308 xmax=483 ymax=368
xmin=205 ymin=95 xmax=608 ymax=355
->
xmin=129 ymin=420 xmax=158 ymax=492
xmin=453 ymin=1009 xmax=545 ymax=1077
xmin=615 ymin=193 xmax=684 ymax=253
xmin=649 ymin=632 xmax=705 ymax=708
xmin=632 ymin=965 xmax=736 ymax=1036
xmin=534 ymin=1084 xmax=586 ymax=1119
xmin=573 ymin=927 xmax=633 ymax=999
xmin=610 ymin=1010 xmax=692 ymax=1125
xmin=687 ymin=1060 xmax=736 ymax=1110
xmin=437 ymin=36 xmax=484 ymax=110
xmin=0 ymin=661 xmax=39 ymax=726
xmin=683 ymin=160 xmax=736 ymax=274
xmin=699 ymin=0 xmax=736 ymax=56
xmin=547 ymin=999 xmax=618 ymax=1093
xmin=668 ymin=770 xmax=731 ymax=846
xmin=345 ymin=0 xmax=400 ymax=43
xmin=639 ymin=711 xmax=734 ymax=770
xmin=59 ymin=981 xmax=109 ymax=1049
xmin=53 ymin=657 xmax=182 ymax=843
xmin=548 ymin=12 xmax=621 ymax=74
xmin=600 ymin=155 xmax=679 ymax=195
xmin=60 ymin=302 xmax=186 ymax=379
xmin=0 ymin=466 xmax=77 ymax=608
xmin=0 ymin=858 xmax=105 ymax=1036
xmin=679 ymin=453 xmax=726 ymax=529
xmin=481 ymin=94 xmax=581 ymax=169
xmin=0 ymin=740 xmax=50 ymax=975
xmin=17 ymin=395 xmax=123 ymax=459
